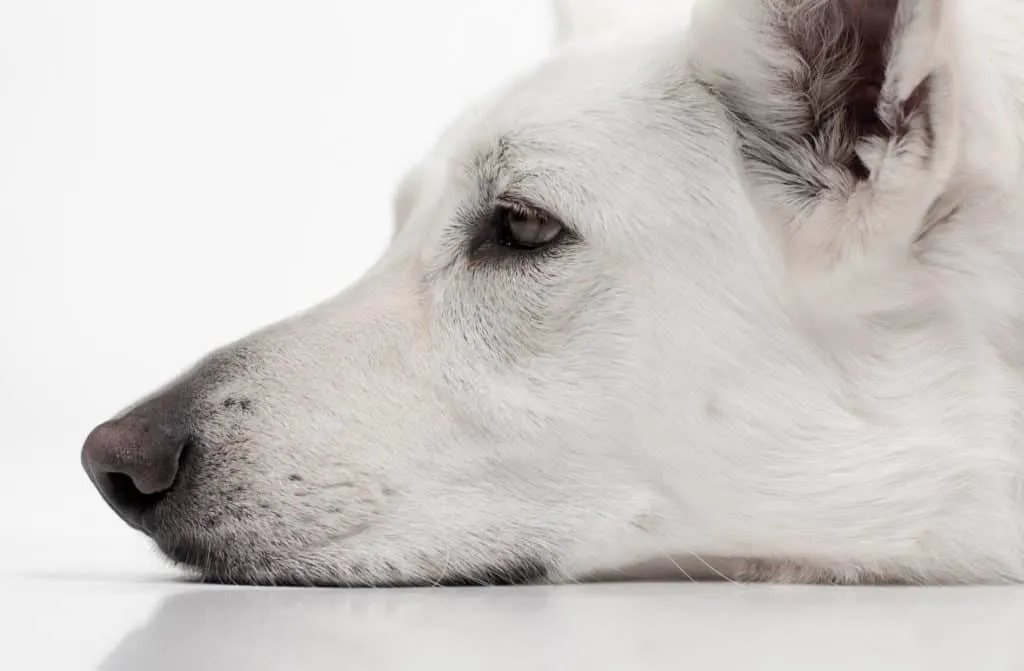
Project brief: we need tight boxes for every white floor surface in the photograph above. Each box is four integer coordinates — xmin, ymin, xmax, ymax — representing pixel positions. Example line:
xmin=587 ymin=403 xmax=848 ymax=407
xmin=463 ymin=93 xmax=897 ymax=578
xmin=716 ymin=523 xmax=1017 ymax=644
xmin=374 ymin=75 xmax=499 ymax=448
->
xmin=5 ymin=530 xmax=1024 ymax=670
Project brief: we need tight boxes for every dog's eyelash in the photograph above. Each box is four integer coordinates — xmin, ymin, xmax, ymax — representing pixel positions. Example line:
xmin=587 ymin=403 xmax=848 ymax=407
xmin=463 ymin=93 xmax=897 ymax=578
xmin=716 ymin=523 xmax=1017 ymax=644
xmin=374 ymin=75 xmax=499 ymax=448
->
xmin=496 ymin=199 xmax=541 ymax=221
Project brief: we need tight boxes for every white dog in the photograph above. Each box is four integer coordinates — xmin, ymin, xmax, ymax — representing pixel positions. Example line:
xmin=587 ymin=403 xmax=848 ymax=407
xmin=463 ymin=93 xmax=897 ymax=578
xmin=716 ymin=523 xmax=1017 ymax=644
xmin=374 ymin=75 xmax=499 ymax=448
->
xmin=81 ymin=0 xmax=1024 ymax=586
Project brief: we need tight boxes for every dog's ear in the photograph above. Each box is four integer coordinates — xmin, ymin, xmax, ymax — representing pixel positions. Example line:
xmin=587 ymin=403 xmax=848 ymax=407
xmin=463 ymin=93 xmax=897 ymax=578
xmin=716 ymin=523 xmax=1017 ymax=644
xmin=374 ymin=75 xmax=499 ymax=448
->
xmin=552 ymin=0 xmax=696 ymax=45
xmin=690 ymin=0 xmax=961 ymax=265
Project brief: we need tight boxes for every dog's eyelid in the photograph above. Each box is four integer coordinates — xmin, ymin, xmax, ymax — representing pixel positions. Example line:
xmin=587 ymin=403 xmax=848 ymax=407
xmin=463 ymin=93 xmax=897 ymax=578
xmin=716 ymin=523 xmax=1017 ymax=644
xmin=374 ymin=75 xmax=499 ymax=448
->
xmin=495 ymin=197 xmax=549 ymax=220
xmin=493 ymin=196 xmax=574 ymax=236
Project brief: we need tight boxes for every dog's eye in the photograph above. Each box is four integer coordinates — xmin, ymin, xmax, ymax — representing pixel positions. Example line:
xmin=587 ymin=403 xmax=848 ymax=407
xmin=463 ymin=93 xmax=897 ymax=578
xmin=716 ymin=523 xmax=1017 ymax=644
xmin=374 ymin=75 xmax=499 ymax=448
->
xmin=494 ymin=204 xmax=564 ymax=250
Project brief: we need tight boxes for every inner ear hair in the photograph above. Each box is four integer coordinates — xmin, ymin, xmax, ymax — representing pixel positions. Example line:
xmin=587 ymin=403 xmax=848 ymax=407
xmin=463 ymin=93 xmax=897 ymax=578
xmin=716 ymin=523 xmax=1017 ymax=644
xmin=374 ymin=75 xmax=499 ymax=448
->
xmin=784 ymin=0 xmax=912 ymax=171
xmin=712 ymin=0 xmax=939 ymax=186
xmin=691 ymin=0 xmax=960 ymax=270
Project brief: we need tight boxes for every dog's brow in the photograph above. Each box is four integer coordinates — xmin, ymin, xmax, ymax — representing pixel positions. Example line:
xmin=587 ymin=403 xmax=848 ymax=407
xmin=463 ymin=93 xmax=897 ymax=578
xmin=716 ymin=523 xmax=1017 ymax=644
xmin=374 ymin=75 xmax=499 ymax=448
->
xmin=464 ymin=137 xmax=579 ymax=227
xmin=467 ymin=135 xmax=514 ymax=202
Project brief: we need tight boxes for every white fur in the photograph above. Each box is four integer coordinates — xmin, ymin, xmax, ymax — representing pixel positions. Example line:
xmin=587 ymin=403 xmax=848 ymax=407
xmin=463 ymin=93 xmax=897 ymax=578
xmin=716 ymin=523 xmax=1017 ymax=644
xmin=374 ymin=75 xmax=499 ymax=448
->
xmin=94 ymin=0 xmax=1024 ymax=585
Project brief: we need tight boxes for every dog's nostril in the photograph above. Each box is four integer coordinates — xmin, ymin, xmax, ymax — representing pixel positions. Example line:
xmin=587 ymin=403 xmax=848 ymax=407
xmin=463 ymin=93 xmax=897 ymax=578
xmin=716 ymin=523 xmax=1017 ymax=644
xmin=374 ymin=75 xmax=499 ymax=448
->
xmin=81 ymin=409 xmax=192 ymax=531
xmin=102 ymin=472 xmax=170 ymax=514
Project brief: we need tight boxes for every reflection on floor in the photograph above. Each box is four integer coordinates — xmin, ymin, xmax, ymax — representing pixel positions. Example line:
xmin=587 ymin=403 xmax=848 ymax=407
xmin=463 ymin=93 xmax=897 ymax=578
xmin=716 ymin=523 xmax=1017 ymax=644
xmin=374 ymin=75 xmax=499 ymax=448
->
xmin=6 ymin=535 xmax=1024 ymax=671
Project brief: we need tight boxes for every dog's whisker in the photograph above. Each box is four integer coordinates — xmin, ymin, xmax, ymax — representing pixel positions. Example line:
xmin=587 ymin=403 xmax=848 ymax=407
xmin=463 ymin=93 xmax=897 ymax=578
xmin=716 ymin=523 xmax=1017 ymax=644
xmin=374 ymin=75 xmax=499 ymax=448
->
xmin=687 ymin=552 xmax=740 ymax=586
xmin=659 ymin=548 xmax=697 ymax=584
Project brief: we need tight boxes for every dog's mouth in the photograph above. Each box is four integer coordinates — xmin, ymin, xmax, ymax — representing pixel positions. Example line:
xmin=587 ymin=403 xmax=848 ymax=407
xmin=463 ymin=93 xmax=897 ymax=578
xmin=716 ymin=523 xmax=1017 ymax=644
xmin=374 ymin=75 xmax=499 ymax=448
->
xmin=151 ymin=528 xmax=552 ymax=587
xmin=149 ymin=527 xmax=334 ymax=586
xmin=157 ymin=535 xmax=225 ymax=578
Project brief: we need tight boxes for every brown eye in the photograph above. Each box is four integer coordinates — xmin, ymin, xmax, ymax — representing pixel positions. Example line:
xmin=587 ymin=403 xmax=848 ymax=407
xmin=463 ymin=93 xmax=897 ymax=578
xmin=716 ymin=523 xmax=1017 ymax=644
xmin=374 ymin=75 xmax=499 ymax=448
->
xmin=497 ymin=205 xmax=564 ymax=250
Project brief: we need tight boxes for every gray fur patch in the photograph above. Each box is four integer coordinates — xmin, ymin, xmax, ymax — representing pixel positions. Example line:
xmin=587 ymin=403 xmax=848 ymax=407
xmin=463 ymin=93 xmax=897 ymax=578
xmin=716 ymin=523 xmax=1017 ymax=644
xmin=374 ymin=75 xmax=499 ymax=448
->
xmin=698 ymin=0 xmax=933 ymax=199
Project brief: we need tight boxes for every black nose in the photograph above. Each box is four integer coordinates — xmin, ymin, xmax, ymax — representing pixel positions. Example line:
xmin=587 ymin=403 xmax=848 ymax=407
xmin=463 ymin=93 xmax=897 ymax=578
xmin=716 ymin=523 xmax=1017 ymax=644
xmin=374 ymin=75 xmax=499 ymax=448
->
xmin=81 ymin=395 xmax=191 ymax=530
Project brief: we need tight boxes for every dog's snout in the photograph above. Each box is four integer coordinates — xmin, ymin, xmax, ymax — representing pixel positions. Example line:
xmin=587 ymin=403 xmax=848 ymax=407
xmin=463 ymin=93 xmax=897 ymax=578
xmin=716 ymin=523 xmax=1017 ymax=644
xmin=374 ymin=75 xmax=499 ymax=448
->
xmin=81 ymin=397 xmax=191 ymax=530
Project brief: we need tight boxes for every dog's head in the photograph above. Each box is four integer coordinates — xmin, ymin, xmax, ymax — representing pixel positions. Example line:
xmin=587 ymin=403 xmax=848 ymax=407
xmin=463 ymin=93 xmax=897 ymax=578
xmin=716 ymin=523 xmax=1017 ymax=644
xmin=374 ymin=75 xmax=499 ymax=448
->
xmin=82 ymin=0 xmax=969 ymax=585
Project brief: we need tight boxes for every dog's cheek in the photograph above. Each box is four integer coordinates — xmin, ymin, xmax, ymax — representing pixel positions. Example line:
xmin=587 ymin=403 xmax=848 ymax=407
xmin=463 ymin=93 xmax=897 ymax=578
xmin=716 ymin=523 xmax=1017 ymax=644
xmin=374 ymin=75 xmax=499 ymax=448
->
xmin=441 ymin=255 xmax=612 ymax=363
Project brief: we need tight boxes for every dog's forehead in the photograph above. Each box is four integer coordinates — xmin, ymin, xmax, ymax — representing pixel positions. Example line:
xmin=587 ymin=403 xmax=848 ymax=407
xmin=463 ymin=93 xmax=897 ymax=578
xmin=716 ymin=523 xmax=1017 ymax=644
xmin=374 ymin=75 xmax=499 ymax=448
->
xmin=393 ymin=30 xmax=728 ymax=245
xmin=440 ymin=32 xmax=693 ymax=172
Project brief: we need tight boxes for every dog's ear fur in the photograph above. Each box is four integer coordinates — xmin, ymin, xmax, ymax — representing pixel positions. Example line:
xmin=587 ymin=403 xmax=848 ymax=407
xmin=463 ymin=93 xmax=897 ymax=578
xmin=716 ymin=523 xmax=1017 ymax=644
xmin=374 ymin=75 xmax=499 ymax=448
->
xmin=553 ymin=0 xmax=696 ymax=44
xmin=689 ymin=0 xmax=961 ymax=266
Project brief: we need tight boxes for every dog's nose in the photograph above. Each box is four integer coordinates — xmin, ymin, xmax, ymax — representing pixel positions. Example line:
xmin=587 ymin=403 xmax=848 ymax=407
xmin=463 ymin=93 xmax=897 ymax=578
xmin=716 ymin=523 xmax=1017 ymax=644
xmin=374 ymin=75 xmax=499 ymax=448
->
xmin=81 ymin=396 xmax=191 ymax=530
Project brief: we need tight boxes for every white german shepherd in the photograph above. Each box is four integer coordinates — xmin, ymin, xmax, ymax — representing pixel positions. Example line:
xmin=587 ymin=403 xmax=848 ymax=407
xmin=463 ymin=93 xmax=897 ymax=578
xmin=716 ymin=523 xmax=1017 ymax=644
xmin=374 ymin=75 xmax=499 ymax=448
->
xmin=81 ymin=0 xmax=1024 ymax=586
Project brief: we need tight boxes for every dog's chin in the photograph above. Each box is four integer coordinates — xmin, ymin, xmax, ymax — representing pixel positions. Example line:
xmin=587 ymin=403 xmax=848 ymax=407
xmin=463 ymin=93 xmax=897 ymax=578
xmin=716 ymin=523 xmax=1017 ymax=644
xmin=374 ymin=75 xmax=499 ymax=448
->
xmin=154 ymin=534 xmax=369 ymax=586
xmin=149 ymin=525 xmax=552 ymax=587
xmin=152 ymin=534 xmax=294 ymax=585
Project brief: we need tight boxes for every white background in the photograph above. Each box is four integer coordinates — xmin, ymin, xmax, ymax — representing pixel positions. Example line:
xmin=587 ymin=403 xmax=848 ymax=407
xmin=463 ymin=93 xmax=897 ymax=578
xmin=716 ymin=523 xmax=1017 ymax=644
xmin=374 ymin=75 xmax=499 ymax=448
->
xmin=1 ymin=0 xmax=552 ymax=545
xmin=5 ymin=3 xmax=1024 ymax=670
xmin=0 ymin=4 xmax=550 ymax=666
